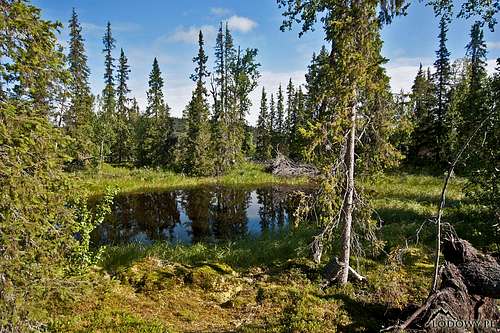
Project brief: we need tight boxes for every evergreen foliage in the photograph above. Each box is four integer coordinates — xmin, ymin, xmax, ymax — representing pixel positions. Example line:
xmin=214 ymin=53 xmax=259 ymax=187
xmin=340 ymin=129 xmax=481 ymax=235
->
xmin=66 ymin=8 xmax=95 ymax=163
xmin=256 ymin=87 xmax=272 ymax=160
xmin=137 ymin=58 xmax=174 ymax=167
xmin=180 ymin=31 xmax=213 ymax=176
xmin=113 ymin=48 xmax=134 ymax=163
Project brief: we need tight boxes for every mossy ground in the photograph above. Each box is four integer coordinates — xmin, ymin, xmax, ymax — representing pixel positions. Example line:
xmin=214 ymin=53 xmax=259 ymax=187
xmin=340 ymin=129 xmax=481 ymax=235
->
xmin=49 ymin=168 xmax=497 ymax=332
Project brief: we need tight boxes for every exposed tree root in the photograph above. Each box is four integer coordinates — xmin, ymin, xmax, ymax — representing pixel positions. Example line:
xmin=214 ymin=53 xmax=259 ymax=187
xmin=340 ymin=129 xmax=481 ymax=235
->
xmin=382 ymin=235 xmax=500 ymax=332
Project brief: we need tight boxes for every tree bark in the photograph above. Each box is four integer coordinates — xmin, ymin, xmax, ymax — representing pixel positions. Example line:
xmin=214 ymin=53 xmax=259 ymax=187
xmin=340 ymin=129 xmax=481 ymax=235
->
xmin=339 ymin=102 xmax=357 ymax=285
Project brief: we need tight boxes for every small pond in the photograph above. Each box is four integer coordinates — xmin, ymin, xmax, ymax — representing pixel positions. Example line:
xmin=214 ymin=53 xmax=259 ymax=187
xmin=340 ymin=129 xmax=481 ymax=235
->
xmin=92 ymin=186 xmax=308 ymax=246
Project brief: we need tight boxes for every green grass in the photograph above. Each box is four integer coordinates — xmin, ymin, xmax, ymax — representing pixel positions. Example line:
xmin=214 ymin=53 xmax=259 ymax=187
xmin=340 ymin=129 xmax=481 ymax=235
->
xmin=100 ymin=226 xmax=318 ymax=273
xmin=50 ymin=170 xmax=498 ymax=332
xmin=76 ymin=162 xmax=309 ymax=196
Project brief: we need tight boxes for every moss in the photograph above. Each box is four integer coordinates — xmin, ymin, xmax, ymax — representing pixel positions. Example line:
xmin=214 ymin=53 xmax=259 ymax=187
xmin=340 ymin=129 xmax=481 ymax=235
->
xmin=118 ymin=257 xmax=185 ymax=292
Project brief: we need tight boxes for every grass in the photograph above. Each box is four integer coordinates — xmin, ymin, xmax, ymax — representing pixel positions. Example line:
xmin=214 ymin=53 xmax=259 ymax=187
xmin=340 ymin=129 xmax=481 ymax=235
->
xmin=48 ymin=169 xmax=499 ymax=332
xmin=76 ymin=162 xmax=309 ymax=196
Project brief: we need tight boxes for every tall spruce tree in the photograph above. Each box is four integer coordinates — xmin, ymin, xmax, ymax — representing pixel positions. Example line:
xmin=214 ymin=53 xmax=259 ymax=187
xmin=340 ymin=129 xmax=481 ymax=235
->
xmin=409 ymin=64 xmax=437 ymax=165
xmin=181 ymin=31 xmax=213 ymax=176
xmin=66 ymin=8 xmax=95 ymax=162
xmin=269 ymin=92 xmax=276 ymax=155
xmin=102 ymin=22 xmax=116 ymax=115
xmin=285 ymin=78 xmax=295 ymax=149
xmin=279 ymin=0 xmax=403 ymax=285
xmin=276 ymin=84 xmax=286 ymax=152
xmin=138 ymin=58 xmax=173 ymax=167
xmin=432 ymin=14 xmax=452 ymax=166
xmin=256 ymin=87 xmax=272 ymax=160
xmin=462 ymin=22 xmax=488 ymax=134
xmin=456 ymin=21 xmax=489 ymax=174
xmin=96 ymin=22 xmax=117 ymax=162
xmin=289 ymin=87 xmax=306 ymax=161
xmin=210 ymin=22 xmax=260 ymax=174
xmin=112 ymin=48 xmax=134 ymax=163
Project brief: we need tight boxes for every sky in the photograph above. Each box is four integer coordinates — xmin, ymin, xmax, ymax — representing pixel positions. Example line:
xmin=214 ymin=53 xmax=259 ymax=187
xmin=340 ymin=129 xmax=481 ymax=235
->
xmin=33 ymin=0 xmax=500 ymax=125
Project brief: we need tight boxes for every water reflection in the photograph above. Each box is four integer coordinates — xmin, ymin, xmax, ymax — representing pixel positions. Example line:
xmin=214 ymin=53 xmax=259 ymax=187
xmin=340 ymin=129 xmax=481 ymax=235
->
xmin=92 ymin=186 xmax=305 ymax=246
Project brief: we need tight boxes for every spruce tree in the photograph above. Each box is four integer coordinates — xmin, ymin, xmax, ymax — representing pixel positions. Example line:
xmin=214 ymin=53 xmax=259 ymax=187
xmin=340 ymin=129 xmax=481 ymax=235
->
xmin=66 ymin=8 xmax=95 ymax=163
xmin=210 ymin=22 xmax=260 ymax=174
xmin=256 ymin=87 xmax=272 ymax=160
xmin=96 ymin=22 xmax=117 ymax=162
xmin=113 ymin=48 xmax=134 ymax=163
xmin=285 ymin=78 xmax=295 ymax=148
xmin=462 ymin=22 xmax=488 ymax=134
xmin=409 ymin=64 xmax=437 ymax=165
xmin=289 ymin=87 xmax=306 ymax=160
xmin=102 ymin=22 xmax=116 ymax=115
xmin=279 ymin=0 xmax=403 ymax=285
xmin=138 ymin=58 xmax=173 ymax=167
xmin=181 ymin=31 xmax=213 ymax=176
xmin=276 ymin=84 xmax=286 ymax=153
xmin=432 ymin=14 xmax=452 ymax=166
xmin=457 ymin=22 xmax=489 ymax=173
xmin=269 ymin=92 xmax=276 ymax=155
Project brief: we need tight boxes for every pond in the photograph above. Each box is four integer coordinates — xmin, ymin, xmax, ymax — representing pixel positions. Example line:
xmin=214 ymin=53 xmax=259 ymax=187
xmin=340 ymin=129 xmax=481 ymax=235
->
xmin=92 ymin=186 xmax=308 ymax=246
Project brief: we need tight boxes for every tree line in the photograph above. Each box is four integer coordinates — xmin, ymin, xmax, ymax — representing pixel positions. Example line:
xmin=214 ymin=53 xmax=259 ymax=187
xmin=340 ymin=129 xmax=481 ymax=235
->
xmin=58 ymin=10 xmax=263 ymax=176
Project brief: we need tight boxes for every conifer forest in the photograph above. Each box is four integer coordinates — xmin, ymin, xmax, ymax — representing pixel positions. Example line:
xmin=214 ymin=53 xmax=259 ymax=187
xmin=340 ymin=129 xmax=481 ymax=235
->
xmin=1 ymin=0 xmax=500 ymax=332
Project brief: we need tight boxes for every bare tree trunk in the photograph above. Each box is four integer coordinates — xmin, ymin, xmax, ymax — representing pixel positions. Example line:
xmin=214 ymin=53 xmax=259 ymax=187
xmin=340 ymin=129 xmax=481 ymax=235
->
xmin=339 ymin=102 xmax=357 ymax=285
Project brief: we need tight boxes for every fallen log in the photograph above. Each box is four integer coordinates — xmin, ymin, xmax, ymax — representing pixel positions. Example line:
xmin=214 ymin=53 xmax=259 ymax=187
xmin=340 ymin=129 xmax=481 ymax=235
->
xmin=383 ymin=234 xmax=500 ymax=332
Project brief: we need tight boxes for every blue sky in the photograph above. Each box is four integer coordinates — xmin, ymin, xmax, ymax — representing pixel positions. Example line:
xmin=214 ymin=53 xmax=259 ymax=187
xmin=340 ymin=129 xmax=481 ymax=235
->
xmin=33 ymin=0 xmax=499 ymax=124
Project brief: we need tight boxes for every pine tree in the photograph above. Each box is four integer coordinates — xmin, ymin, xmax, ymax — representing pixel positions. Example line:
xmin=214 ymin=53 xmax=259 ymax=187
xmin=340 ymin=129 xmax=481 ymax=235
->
xmin=66 ymin=8 xmax=95 ymax=163
xmin=432 ymin=14 xmax=452 ymax=166
xmin=256 ymin=87 xmax=272 ymax=160
xmin=181 ymin=31 xmax=213 ymax=176
xmin=112 ymin=48 xmax=134 ymax=163
xmin=138 ymin=58 xmax=173 ymax=167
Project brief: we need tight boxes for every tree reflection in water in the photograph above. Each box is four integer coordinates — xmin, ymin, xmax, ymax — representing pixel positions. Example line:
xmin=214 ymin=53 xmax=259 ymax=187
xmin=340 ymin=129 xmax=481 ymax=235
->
xmin=92 ymin=186 xmax=306 ymax=246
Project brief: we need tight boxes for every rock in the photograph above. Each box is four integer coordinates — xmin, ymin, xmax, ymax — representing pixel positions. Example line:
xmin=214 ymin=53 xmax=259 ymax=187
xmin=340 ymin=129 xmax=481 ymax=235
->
xmin=118 ymin=257 xmax=185 ymax=292
xmin=186 ymin=265 xmax=222 ymax=291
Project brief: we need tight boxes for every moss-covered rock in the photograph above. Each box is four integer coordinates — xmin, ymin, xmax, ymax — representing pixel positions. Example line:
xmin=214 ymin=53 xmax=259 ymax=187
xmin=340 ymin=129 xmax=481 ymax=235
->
xmin=118 ymin=257 xmax=186 ymax=292
xmin=186 ymin=265 xmax=223 ymax=291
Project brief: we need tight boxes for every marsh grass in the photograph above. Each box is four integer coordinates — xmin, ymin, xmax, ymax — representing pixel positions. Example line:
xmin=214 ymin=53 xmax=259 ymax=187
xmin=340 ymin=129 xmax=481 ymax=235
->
xmin=100 ymin=226 xmax=318 ymax=273
xmin=77 ymin=162 xmax=309 ymax=196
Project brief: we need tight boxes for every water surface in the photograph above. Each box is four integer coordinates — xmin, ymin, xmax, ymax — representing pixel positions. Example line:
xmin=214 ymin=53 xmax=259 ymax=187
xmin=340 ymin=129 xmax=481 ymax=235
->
xmin=92 ymin=186 xmax=306 ymax=246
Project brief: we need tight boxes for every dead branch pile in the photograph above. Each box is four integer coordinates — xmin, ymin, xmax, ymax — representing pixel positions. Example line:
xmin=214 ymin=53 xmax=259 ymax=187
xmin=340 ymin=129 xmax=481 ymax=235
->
xmin=266 ymin=152 xmax=319 ymax=177
xmin=384 ymin=233 xmax=500 ymax=332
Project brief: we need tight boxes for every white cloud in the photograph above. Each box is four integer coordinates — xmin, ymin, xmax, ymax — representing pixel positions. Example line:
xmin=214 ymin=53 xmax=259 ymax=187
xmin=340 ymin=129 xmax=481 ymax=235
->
xmin=486 ymin=41 xmax=500 ymax=50
xmin=384 ymin=57 xmax=433 ymax=93
xmin=211 ymin=7 xmax=231 ymax=16
xmin=246 ymin=70 xmax=306 ymax=125
xmin=384 ymin=57 xmax=498 ymax=93
xmin=81 ymin=21 xmax=142 ymax=34
xmin=227 ymin=15 xmax=257 ymax=33
xmin=486 ymin=59 xmax=497 ymax=75
xmin=163 ymin=25 xmax=217 ymax=44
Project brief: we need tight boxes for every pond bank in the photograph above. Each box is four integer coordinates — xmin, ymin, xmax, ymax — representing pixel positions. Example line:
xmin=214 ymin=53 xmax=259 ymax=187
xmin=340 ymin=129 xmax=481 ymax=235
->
xmin=76 ymin=162 xmax=310 ymax=196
